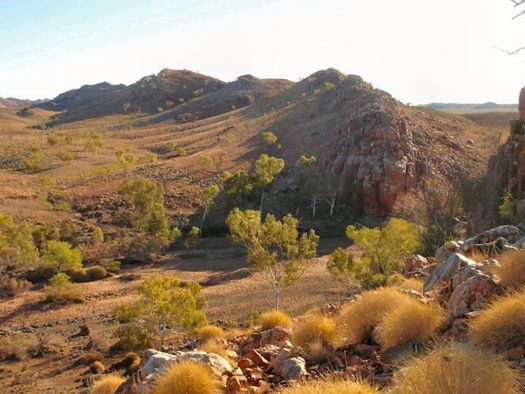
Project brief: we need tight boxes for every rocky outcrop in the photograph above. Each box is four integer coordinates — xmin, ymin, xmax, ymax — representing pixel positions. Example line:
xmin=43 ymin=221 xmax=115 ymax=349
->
xmin=488 ymin=87 xmax=525 ymax=202
xmin=423 ymin=253 xmax=478 ymax=294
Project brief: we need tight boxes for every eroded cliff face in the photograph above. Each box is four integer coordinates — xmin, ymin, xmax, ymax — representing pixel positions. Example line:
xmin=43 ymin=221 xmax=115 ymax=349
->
xmin=488 ymin=88 xmax=525 ymax=198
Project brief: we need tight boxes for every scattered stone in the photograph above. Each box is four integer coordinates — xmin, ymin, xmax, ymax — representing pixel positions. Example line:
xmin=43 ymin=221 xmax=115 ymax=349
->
xmin=274 ymin=357 xmax=307 ymax=380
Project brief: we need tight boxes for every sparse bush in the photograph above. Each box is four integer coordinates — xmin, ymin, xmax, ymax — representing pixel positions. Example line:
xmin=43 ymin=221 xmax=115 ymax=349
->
xmin=85 ymin=132 xmax=104 ymax=154
xmin=114 ymin=275 xmax=207 ymax=350
xmin=56 ymin=151 xmax=74 ymax=162
xmin=184 ymin=226 xmax=200 ymax=253
xmin=104 ymin=259 xmax=121 ymax=274
xmin=327 ymin=247 xmax=358 ymax=298
xmin=380 ymin=301 xmax=443 ymax=349
xmin=198 ymin=325 xmax=224 ymax=343
xmin=197 ymin=155 xmax=214 ymax=169
xmin=469 ymin=290 xmax=525 ymax=352
xmin=86 ymin=266 xmax=108 ymax=281
xmin=0 ymin=334 xmax=38 ymax=360
xmin=90 ymin=375 xmax=126 ymax=394
xmin=262 ymin=131 xmax=278 ymax=145
xmin=260 ymin=310 xmax=292 ymax=330
xmin=66 ymin=268 xmax=89 ymax=282
xmin=47 ymin=135 xmax=59 ymax=145
xmin=153 ymin=361 xmax=219 ymax=394
xmin=390 ymin=342 xmax=522 ymax=394
xmin=59 ymin=218 xmax=76 ymax=243
xmin=92 ymin=227 xmax=104 ymax=244
xmin=492 ymin=248 xmax=525 ymax=289
xmin=293 ymin=317 xmax=338 ymax=351
xmin=44 ymin=273 xmax=84 ymax=303
xmin=280 ymin=379 xmax=378 ymax=394
xmin=337 ymin=288 xmax=411 ymax=343
xmin=0 ymin=275 xmax=31 ymax=297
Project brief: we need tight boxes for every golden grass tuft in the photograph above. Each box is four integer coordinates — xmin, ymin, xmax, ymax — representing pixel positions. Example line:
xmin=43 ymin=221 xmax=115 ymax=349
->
xmin=293 ymin=317 xmax=338 ymax=350
xmin=380 ymin=301 xmax=444 ymax=349
xmin=260 ymin=310 xmax=292 ymax=330
xmin=469 ymin=290 xmax=525 ymax=351
xmin=279 ymin=378 xmax=378 ymax=394
xmin=153 ymin=361 xmax=220 ymax=394
xmin=492 ymin=248 xmax=525 ymax=289
xmin=90 ymin=374 xmax=126 ymax=394
xmin=386 ymin=274 xmax=424 ymax=293
xmin=386 ymin=273 xmax=404 ymax=287
xmin=337 ymin=288 xmax=411 ymax=343
xmin=198 ymin=325 xmax=224 ymax=343
xmin=390 ymin=342 xmax=522 ymax=394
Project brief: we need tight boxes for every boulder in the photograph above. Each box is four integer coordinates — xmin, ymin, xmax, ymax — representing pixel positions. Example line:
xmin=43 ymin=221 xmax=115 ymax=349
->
xmin=273 ymin=357 xmax=307 ymax=380
xmin=434 ymin=242 xmax=460 ymax=263
xmin=520 ymin=86 xmax=525 ymax=119
xmin=403 ymin=255 xmax=427 ymax=274
xmin=423 ymin=253 xmax=477 ymax=293
xmin=447 ymin=270 xmax=502 ymax=325
xmin=461 ymin=225 xmax=522 ymax=254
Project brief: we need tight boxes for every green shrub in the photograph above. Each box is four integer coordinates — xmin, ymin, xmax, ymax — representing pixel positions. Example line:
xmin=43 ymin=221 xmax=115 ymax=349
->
xmin=86 ymin=266 xmax=107 ymax=281
xmin=66 ymin=268 xmax=89 ymax=282
xmin=44 ymin=273 xmax=84 ymax=303
xmin=41 ymin=240 xmax=83 ymax=272
xmin=0 ymin=213 xmax=39 ymax=270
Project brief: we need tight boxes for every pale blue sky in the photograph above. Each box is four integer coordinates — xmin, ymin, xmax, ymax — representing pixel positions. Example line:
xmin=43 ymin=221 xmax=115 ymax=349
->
xmin=1 ymin=0 xmax=524 ymax=103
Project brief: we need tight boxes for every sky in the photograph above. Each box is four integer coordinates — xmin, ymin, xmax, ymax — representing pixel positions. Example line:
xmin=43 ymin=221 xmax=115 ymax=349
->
xmin=0 ymin=0 xmax=524 ymax=104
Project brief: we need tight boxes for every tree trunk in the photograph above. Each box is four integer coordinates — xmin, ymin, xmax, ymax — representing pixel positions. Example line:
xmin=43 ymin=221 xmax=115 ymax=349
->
xmin=260 ymin=191 xmax=265 ymax=213
xmin=329 ymin=197 xmax=335 ymax=216
xmin=312 ymin=196 xmax=317 ymax=219
xmin=274 ymin=287 xmax=280 ymax=310
xmin=200 ymin=207 xmax=207 ymax=232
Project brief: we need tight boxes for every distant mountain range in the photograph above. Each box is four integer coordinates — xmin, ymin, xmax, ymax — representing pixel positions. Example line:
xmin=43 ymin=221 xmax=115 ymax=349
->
xmin=420 ymin=102 xmax=517 ymax=113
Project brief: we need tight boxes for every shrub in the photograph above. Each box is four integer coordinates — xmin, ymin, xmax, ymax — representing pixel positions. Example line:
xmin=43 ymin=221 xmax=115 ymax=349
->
xmin=153 ymin=361 xmax=219 ymax=394
xmin=279 ymin=379 xmax=378 ymax=394
xmin=0 ymin=276 xmax=31 ymax=297
xmin=0 ymin=334 xmax=38 ymax=360
xmin=86 ymin=266 xmax=108 ymax=281
xmin=198 ymin=325 xmax=224 ymax=343
xmin=390 ymin=342 xmax=522 ymax=394
xmin=90 ymin=375 xmax=126 ymax=394
xmin=492 ymin=248 xmax=525 ymax=289
xmin=293 ymin=317 xmax=338 ymax=351
xmin=44 ymin=273 xmax=84 ymax=303
xmin=114 ymin=275 xmax=207 ymax=350
xmin=260 ymin=310 xmax=292 ymax=330
xmin=469 ymin=291 xmax=525 ymax=351
xmin=0 ymin=213 xmax=39 ymax=270
xmin=337 ymin=288 xmax=411 ymax=343
xmin=47 ymin=135 xmax=59 ymax=145
xmin=66 ymin=268 xmax=89 ymax=282
xmin=41 ymin=240 xmax=83 ymax=272
xmin=57 ymin=152 xmax=74 ymax=162
xmin=380 ymin=301 xmax=443 ymax=349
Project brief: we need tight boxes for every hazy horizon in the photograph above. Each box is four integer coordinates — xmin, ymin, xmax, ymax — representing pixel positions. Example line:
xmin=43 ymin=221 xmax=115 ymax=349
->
xmin=1 ymin=0 xmax=524 ymax=103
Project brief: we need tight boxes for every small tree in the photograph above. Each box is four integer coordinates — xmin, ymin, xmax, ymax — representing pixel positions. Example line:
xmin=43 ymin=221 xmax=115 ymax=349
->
xmin=262 ymin=131 xmax=278 ymax=146
xmin=220 ymin=170 xmax=253 ymax=208
xmin=252 ymin=154 xmax=285 ymax=211
xmin=499 ymin=192 xmax=519 ymax=223
xmin=346 ymin=218 xmax=421 ymax=284
xmin=295 ymin=155 xmax=323 ymax=217
xmin=92 ymin=227 xmax=104 ymax=244
xmin=0 ymin=214 xmax=39 ymax=270
xmin=114 ymin=275 xmax=207 ymax=350
xmin=321 ymin=169 xmax=340 ymax=216
xmin=184 ymin=226 xmax=200 ymax=254
xmin=42 ymin=240 xmax=83 ymax=272
xmin=326 ymin=247 xmax=357 ymax=301
xmin=118 ymin=178 xmax=169 ymax=237
xmin=200 ymin=185 xmax=219 ymax=231
xmin=226 ymin=208 xmax=319 ymax=309
xmin=59 ymin=218 xmax=75 ymax=243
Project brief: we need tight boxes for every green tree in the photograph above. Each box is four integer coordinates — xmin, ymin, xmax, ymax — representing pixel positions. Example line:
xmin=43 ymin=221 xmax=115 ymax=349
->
xmin=118 ymin=178 xmax=169 ymax=237
xmin=199 ymin=185 xmax=219 ymax=231
xmin=114 ymin=275 xmax=207 ymax=350
xmin=345 ymin=218 xmax=421 ymax=283
xmin=42 ymin=240 xmax=83 ymax=272
xmin=184 ymin=226 xmax=200 ymax=253
xmin=262 ymin=131 xmax=278 ymax=146
xmin=499 ymin=192 xmax=518 ymax=223
xmin=220 ymin=170 xmax=253 ymax=208
xmin=295 ymin=155 xmax=323 ymax=217
xmin=326 ymin=247 xmax=357 ymax=300
xmin=253 ymin=154 xmax=285 ymax=212
xmin=0 ymin=214 xmax=39 ymax=269
xmin=226 ymin=209 xmax=319 ymax=309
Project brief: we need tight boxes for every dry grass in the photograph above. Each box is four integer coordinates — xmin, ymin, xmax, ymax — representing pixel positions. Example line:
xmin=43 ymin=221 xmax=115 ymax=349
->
xmin=198 ymin=325 xmax=224 ymax=343
xmin=279 ymin=378 xmax=378 ymax=394
xmin=390 ymin=342 xmax=522 ymax=394
xmin=492 ymin=249 xmax=525 ymax=289
xmin=469 ymin=290 xmax=525 ymax=351
xmin=197 ymin=340 xmax=232 ymax=363
xmin=260 ymin=310 xmax=292 ymax=330
xmin=153 ymin=361 xmax=220 ymax=394
xmin=380 ymin=301 xmax=444 ymax=349
xmin=337 ymin=288 xmax=411 ymax=343
xmin=293 ymin=317 xmax=338 ymax=351
xmin=386 ymin=274 xmax=424 ymax=293
xmin=90 ymin=375 xmax=126 ymax=394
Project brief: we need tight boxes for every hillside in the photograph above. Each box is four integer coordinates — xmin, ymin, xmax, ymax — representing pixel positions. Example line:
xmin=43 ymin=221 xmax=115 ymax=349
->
xmin=421 ymin=102 xmax=517 ymax=113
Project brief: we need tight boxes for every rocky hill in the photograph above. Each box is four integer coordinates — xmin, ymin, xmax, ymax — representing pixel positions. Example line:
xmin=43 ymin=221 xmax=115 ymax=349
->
xmin=422 ymin=102 xmax=517 ymax=113
xmin=0 ymin=97 xmax=35 ymax=108
xmin=38 ymin=69 xmax=293 ymax=124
